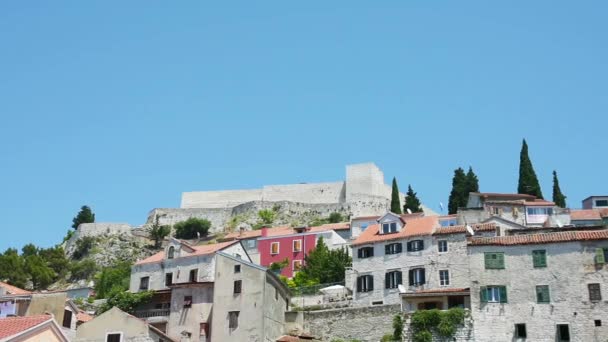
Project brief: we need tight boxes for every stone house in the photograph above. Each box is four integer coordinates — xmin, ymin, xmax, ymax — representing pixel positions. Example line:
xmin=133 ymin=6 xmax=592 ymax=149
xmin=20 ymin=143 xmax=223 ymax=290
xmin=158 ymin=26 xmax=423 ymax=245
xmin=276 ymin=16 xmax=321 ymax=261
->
xmin=468 ymin=230 xmax=608 ymax=342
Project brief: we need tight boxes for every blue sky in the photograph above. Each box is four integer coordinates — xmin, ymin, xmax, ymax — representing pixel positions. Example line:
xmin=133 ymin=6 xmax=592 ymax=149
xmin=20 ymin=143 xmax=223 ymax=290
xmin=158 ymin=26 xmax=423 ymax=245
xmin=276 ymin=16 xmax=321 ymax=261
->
xmin=1 ymin=1 xmax=607 ymax=251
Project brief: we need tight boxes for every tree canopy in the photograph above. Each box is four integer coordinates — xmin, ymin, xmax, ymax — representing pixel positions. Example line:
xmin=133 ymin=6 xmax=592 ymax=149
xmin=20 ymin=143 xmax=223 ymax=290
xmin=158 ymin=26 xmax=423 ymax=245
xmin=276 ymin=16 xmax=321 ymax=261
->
xmin=403 ymin=185 xmax=423 ymax=213
xmin=296 ymin=237 xmax=352 ymax=285
xmin=149 ymin=216 xmax=171 ymax=248
xmin=72 ymin=205 xmax=95 ymax=230
xmin=518 ymin=139 xmax=543 ymax=199
xmin=174 ymin=217 xmax=211 ymax=239
xmin=95 ymin=261 xmax=132 ymax=299
xmin=465 ymin=167 xmax=479 ymax=193
xmin=552 ymin=170 xmax=567 ymax=208
xmin=447 ymin=167 xmax=480 ymax=214
xmin=390 ymin=177 xmax=402 ymax=214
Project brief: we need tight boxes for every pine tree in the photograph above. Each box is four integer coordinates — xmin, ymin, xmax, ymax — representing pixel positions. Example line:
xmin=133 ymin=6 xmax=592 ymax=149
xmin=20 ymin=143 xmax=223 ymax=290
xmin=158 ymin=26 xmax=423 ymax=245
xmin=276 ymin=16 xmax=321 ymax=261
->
xmin=72 ymin=205 xmax=95 ymax=229
xmin=465 ymin=167 xmax=480 ymax=193
xmin=552 ymin=170 xmax=567 ymax=208
xmin=448 ymin=168 xmax=467 ymax=214
xmin=403 ymin=185 xmax=423 ymax=213
xmin=518 ymin=139 xmax=544 ymax=199
xmin=390 ymin=177 xmax=402 ymax=214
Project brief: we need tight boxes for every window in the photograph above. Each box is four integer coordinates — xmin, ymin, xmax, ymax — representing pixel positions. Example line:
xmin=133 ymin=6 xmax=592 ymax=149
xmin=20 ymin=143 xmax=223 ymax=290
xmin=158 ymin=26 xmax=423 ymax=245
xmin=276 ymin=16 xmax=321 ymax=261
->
xmin=438 ymin=240 xmax=448 ymax=253
xmin=184 ymin=296 xmax=192 ymax=308
xmin=106 ymin=333 xmax=122 ymax=342
xmin=165 ymin=273 xmax=173 ymax=287
xmin=484 ymin=252 xmax=505 ymax=269
xmin=536 ymin=285 xmax=550 ymax=303
xmin=62 ymin=309 xmax=72 ymax=328
xmin=246 ymin=239 xmax=256 ymax=249
xmin=356 ymin=275 xmax=374 ymax=292
xmin=588 ymin=283 xmax=602 ymax=301
xmin=557 ymin=324 xmax=570 ymax=341
xmin=409 ymin=268 xmax=425 ymax=286
xmin=385 ymin=271 xmax=402 ymax=289
xmin=293 ymin=260 xmax=302 ymax=271
xmin=189 ymin=269 xmax=198 ymax=283
xmin=595 ymin=320 xmax=602 ymax=327
xmin=382 ymin=222 xmax=397 ymax=234
xmin=532 ymin=250 xmax=547 ymax=268
xmin=595 ymin=248 xmax=606 ymax=264
xmin=492 ymin=207 xmax=501 ymax=215
xmin=270 ymin=242 xmax=280 ymax=255
xmin=527 ymin=207 xmax=553 ymax=215
xmin=407 ymin=240 xmax=424 ymax=252
xmin=234 ymin=280 xmax=242 ymax=294
xmin=293 ymin=239 xmax=302 ymax=252
xmin=596 ymin=199 xmax=608 ymax=207
xmin=200 ymin=323 xmax=209 ymax=337
xmin=234 ymin=265 xmax=241 ymax=273
xmin=358 ymin=247 xmax=374 ymax=258
xmin=439 ymin=270 xmax=450 ymax=286
xmin=168 ymin=246 xmax=175 ymax=259
xmin=480 ymin=286 xmax=507 ymax=303
xmin=139 ymin=276 xmax=149 ymax=290
xmin=385 ymin=243 xmax=402 ymax=255
xmin=515 ymin=324 xmax=527 ymax=338
xmin=228 ymin=311 xmax=239 ymax=330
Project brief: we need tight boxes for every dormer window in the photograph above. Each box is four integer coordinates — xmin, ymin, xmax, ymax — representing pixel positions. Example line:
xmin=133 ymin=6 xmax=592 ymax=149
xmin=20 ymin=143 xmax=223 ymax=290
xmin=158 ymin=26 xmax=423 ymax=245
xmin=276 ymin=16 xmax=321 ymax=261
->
xmin=382 ymin=222 xmax=397 ymax=234
xmin=168 ymin=246 xmax=175 ymax=259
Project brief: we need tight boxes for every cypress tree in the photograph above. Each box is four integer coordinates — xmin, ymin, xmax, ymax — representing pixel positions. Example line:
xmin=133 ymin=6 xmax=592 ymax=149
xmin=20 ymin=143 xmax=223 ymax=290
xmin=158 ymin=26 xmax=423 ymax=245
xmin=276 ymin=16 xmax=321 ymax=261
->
xmin=518 ymin=139 xmax=544 ymax=199
xmin=390 ymin=177 xmax=402 ymax=214
xmin=403 ymin=185 xmax=423 ymax=213
xmin=72 ymin=205 xmax=95 ymax=230
xmin=552 ymin=170 xmax=567 ymax=208
xmin=465 ymin=167 xmax=480 ymax=193
xmin=448 ymin=168 xmax=467 ymax=215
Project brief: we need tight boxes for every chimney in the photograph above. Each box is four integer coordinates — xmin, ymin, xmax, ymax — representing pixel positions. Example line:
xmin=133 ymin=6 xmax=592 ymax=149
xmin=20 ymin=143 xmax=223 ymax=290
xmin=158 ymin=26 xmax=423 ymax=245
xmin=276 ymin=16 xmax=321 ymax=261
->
xmin=261 ymin=226 xmax=268 ymax=237
xmin=239 ymin=227 xmax=245 ymax=237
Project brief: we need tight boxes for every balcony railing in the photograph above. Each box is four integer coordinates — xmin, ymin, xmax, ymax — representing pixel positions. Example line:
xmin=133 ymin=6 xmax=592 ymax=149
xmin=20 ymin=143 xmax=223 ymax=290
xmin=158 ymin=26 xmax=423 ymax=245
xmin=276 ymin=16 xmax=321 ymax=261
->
xmin=134 ymin=309 xmax=170 ymax=318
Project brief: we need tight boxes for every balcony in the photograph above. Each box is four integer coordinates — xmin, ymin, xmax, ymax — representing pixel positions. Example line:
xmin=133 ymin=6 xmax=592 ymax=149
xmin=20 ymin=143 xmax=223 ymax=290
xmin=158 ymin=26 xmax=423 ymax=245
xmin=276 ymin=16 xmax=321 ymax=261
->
xmin=134 ymin=308 xmax=170 ymax=319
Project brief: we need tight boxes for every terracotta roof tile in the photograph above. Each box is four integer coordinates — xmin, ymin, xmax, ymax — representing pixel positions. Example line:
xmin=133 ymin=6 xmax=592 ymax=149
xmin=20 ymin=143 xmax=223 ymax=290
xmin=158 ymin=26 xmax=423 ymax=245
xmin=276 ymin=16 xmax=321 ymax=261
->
xmin=406 ymin=287 xmax=469 ymax=295
xmin=0 ymin=281 xmax=31 ymax=295
xmin=135 ymin=240 xmax=239 ymax=265
xmin=352 ymin=216 xmax=438 ymax=246
xmin=0 ymin=315 xmax=51 ymax=339
xmin=571 ymin=209 xmax=603 ymax=221
xmin=77 ymin=311 xmax=93 ymax=323
xmin=224 ymin=222 xmax=350 ymax=240
xmin=433 ymin=223 xmax=498 ymax=235
xmin=525 ymin=200 xmax=556 ymax=206
xmin=468 ymin=230 xmax=608 ymax=246
xmin=473 ymin=192 xmax=537 ymax=200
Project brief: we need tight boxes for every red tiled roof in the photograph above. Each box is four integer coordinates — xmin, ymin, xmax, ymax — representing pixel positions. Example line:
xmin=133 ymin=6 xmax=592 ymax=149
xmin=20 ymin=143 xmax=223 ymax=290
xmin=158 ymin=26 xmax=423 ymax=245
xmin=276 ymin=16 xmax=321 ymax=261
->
xmin=352 ymin=216 xmax=438 ymax=246
xmin=0 ymin=315 xmax=51 ymax=339
xmin=404 ymin=287 xmax=470 ymax=296
xmin=77 ymin=311 xmax=93 ymax=323
xmin=352 ymin=215 xmax=381 ymax=221
xmin=0 ymin=281 xmax=31 ymax=295
xmin=571 ymin=209 xmax=603 ymax=221
xmin=473 ymin=192 xmax=537 ymax=200
xmin=525 ymin=200 xmax=556 ymax=206
xmin=433 ymin=223 xmax=498 ymax=235
xmin=468 ymin=230 xmax=608 ymax=246
xmin=224 ymin=222 xmax=350 ymax=240
xmin=600 ymin=209 xmax=608 ymax=218
xmin=135 ymin=240 xmax=239 ymax=265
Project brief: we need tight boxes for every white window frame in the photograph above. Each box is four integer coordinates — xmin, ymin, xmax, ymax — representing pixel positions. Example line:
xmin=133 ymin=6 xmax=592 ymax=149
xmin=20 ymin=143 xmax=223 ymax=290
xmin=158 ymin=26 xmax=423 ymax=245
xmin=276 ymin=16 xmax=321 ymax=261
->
xmin=439 ymin=270 xmax=450 ymax=286
xmin=382 ymin=223 xmax=390 ymax=234
xmin=438 ymin=240 xmax=448 ymax=253
xmin=486 ymin=286 xmax=501 ymax=303
xmin=293 ymin=259 xmax=302 ymax=272
xmin=293 ymin=239 xmax=302 ymax=252
xmin=270 ymin=242 xmax=280 ymax=255
xmin=105 ymin=332 xmax=123 ymax=342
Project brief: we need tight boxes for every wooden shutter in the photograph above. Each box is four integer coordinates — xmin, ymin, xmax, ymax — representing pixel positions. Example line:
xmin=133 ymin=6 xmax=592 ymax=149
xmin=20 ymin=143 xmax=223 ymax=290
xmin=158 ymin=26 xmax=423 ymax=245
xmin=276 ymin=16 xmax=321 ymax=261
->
xmin=385 ymin=273 xmax=390 ymax=289
xmin=356 ymin=277 xmax=362 ymax=292
xmin=396 ymin=243 xmax=402 ymax=253
xmin=357 ymin=248 xmax=362 ymax=258
xmin=484 ymin=253 xmax=492 ymax=269
xmin=496 ymin=253 xmax=505 ymax=268
xmin=480 ymin=287 xmax=487 ymax=303
xmin=408 ymin=269 xmax=414 ymax=286
xmin=368 ymin=276 xmax=373 ymax=291
xmin=397 ymin=271 xmax=402 ymax=285
xmin=369 ymin=247 xmax=374 ymax=257
xmin=499 ymin=286 xmax=508 ymax=303
xmin=420 ymin=269 xmax=426 ymax=284
xmin=385 ymin=244 xmax=391 ymax=254
xmin=596 ymin=248 xmax=605 ymax=264
xmin=406 ymin=241 xmax=412 ymax=252
xmin=419 ymin=240 xmax=424 ymax=250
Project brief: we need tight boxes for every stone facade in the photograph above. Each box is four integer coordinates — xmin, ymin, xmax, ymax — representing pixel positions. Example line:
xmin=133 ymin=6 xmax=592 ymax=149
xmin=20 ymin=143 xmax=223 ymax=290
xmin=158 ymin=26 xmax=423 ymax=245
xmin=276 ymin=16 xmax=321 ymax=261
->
xmin=468 ymin=239 xmax=608 ymax=342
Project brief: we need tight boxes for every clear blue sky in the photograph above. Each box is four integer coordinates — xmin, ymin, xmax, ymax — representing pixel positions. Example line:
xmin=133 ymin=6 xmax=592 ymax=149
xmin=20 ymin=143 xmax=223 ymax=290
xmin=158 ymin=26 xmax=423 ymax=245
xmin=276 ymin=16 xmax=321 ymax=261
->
xmin=1 ymin=1 xmax=607 ymax=251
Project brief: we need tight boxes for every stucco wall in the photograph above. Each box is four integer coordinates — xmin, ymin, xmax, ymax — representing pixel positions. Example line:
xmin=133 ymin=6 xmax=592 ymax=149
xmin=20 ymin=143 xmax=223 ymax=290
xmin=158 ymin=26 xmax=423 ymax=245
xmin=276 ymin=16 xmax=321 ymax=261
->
xmin=469 ymin=240 xmax=608 ymax=342
xmin=166 ymin=284 xmax=214 ymax=341
xmin=75 ymin=307 xmax=160 ymax=342
xmin=259 ymin=233 xmax=317 ymax=278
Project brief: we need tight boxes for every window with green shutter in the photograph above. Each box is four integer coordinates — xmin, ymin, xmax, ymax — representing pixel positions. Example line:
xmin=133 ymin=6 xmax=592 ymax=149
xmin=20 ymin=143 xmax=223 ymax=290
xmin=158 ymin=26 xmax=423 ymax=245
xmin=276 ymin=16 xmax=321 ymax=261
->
xmin=480 ymin=286 xmax=507 ymax=303
xmin=596 ymin=248 xmax=606 ymax=265
xmin=536 ymin=285 xmax=550 ymax=303
xmin=532 ymin=250 xmax=547 ymax=268
xmin=484 ymin=252 xmax=505 ymax=269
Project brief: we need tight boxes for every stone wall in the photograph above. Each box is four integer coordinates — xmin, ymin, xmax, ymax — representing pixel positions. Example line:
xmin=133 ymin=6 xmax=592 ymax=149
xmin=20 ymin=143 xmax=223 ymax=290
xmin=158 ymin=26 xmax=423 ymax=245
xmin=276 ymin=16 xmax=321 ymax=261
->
xmin=293 ymin=304 xmax=401 ymax=341
xmin=75 ymin=223 xmax=133 ymax=238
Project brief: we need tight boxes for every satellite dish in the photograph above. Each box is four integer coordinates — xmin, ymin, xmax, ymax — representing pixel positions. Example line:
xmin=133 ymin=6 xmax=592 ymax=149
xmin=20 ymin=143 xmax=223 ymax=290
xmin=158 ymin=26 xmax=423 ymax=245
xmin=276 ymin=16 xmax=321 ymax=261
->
xmin=466 ymin=225 xmax=475 ymax=236
xmin=406 ymin=208 xmax=412 ymax=215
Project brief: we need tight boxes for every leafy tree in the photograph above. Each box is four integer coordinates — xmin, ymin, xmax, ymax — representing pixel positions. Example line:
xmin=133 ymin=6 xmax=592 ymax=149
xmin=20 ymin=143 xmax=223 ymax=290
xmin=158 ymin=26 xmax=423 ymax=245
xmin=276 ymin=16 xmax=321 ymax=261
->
xmin=299 ymin=237 xmax=352 ymax=284
xmin=149 ymin=216 xmax=171 ymax=248
xmin=403 ymin=185 xmax=423 ymax=213
xmin=269 ymin=258 xmax=290 ymax=272
xmin=95 ymin=261 xmax=132 ymax=299
xmin=258 ymin=209 xmax=276 ymax=225
xmin=97 ymin=289 xmax=153 ymax=314
xmin=448 ymin=168 xmax=467 ymax=215
xmin=21 ymin=244 xmax=38 ymax=258
xmin=393 ymin=314 xmax=404 ymax=340
xmin=0 ymin=248 xmax=27 ymax=288
xmin=328 ymin=212 xmax=344 ymax=223
xmin=39 ymin=246 xmax=69 ymax=278
xmin=72 ymin=205 xmax=95 ymax=229
xmin=465 ymin=167 xmax=479 ymax=193
xmin=390 ymin=177 xmax=402 ymax=214
xmin=518 ymin=139 xmax=543 ymax=199
xmin=552 ymin=170 xmax=567 ymax=208
xmin=72 ymin=236 xmax=96 ymax=259
xmin=24 ymin=255 xmax=55 ymax=289
xmin=70 ymin=258 xmax=99 ymax=280
xmin=174 ymin=217 xmax=211 ymax=239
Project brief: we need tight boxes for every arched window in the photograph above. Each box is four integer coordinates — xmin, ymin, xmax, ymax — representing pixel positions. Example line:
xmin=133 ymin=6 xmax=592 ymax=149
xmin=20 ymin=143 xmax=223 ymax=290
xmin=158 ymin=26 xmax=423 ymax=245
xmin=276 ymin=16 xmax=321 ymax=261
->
xmin=168 ymin=246 xmax=175 ymax=259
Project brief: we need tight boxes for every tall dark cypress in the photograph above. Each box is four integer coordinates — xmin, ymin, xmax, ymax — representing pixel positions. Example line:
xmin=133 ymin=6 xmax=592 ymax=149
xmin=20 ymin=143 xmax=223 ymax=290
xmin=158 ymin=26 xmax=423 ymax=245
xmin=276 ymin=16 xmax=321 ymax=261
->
xmin=390 ymin=177 xmax=402 ymax=214
xmin=403 ymin=185 xmax=423 ymax=213
xmin=448 ymin=168 xmax=467 ymax=214
xmin=518 ymin=139 xmax=544 ymax=199
xmin=465 ymin=167 xmax=480 ymax=193
xmin=552 ymin=170 xmax=567 ymax=208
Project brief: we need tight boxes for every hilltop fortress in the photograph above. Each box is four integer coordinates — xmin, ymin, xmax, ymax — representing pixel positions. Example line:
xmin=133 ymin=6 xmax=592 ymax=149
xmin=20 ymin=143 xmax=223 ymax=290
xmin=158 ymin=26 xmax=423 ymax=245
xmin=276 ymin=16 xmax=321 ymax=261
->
xmin=146 ymin=163 xmax=432 ymax=232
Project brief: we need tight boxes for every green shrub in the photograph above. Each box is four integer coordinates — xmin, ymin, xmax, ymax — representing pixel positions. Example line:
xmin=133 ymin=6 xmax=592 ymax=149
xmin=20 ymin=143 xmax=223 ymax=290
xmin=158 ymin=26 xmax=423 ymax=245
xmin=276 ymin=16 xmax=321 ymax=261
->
xmin=413 ymin=331 xmax=432 ymax=342
xmin=380 ymin=334 xmax=395 ymax=342
xmin=258 ymin=209 xmax=275 ymax=224
xmin=174 ymin=218 xmax=211 ymax=239
xmin=97 ymin=289 xmax=153 ymax=314
xmin=329 ymin=212 xmax=344 ymax=223
xmin=73 ymin=237 xmax=96 ymax=259
xmin=94 ymin=261 xmax=132 ymax=299
xmin=70 ymin=259 xmax=99 ymax=280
